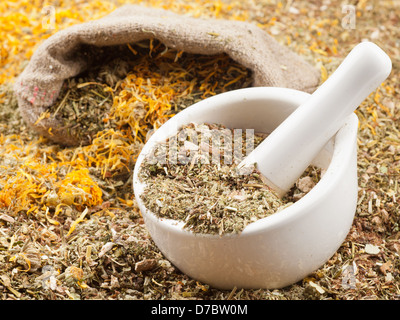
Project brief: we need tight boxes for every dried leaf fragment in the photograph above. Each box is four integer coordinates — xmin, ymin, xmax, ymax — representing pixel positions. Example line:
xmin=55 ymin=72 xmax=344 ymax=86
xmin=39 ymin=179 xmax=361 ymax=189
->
xmin=365 ymin=244 xmax=380 ymax=255
xmin=66 ymin=207 xmax=89 ymax=237
xmin=98 ymin=241 xmax=115 ymax=258
xmin=135 ymin=259 xmax=158 ymax=272
xmin=0 ymin=214 xmax=15 ymax=223
xmin=296 ymin=176 xmax=315 ymax=193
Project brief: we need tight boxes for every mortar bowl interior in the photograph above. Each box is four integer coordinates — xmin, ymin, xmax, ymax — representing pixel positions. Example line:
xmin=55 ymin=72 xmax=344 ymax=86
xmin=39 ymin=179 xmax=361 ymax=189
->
xmin=133 ymin=87 xmax=359 ymax=290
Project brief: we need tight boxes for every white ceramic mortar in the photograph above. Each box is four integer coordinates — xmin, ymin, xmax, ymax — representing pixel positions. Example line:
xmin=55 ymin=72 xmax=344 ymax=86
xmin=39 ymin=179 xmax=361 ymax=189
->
xmin=133 ymin=87 xmax=359 ymax=289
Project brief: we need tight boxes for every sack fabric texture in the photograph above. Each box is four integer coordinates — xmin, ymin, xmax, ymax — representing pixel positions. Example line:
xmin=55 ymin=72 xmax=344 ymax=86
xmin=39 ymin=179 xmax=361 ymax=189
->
xmin=14 ymin=4 xmax=320 ymax=146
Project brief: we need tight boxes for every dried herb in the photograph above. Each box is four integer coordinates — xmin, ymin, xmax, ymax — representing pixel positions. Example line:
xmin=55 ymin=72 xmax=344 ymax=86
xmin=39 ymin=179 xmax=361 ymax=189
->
xmin=1 ymin=0 xmax=400 ymax=301
xmin=48 ymin=74 xmax=114 ymax=144
xmin=0 ymin=83 xmax=20 ymax=136
xmin=44 ymin=39 xmax=252 ymax=145
xmin=139 ymin=122 xmax=321 ymax=235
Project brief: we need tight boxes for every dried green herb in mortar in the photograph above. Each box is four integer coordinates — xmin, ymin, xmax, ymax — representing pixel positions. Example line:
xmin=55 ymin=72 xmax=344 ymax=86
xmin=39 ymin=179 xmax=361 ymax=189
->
xmin=139 ymin=122 xmax=322 ymax=235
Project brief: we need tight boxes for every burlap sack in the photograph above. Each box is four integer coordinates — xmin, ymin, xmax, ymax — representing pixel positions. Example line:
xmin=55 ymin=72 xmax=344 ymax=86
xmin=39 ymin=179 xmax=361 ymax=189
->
xmin=14 ymin=5 xmax=320 ymax=146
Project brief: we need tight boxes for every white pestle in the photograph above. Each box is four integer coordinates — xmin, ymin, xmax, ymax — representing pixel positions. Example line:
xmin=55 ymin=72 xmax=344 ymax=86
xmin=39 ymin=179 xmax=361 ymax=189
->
xmin=238 ymin=41 xmax=392 ymax=197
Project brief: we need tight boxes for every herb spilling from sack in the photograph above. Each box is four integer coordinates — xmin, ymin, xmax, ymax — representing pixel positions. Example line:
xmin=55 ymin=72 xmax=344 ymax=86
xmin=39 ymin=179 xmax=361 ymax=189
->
xmin=0 ymin=39 xmax=255 ymax=238
xmin=43 ymin=39 xmax=253 ymax=145
xmin=139 ymin=122 xmax=323 ymax=235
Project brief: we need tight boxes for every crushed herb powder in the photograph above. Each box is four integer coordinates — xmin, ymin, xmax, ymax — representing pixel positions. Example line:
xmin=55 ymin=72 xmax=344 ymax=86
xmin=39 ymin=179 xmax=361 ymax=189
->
xmin=139 ymin=122 xmax=322 ymax=235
